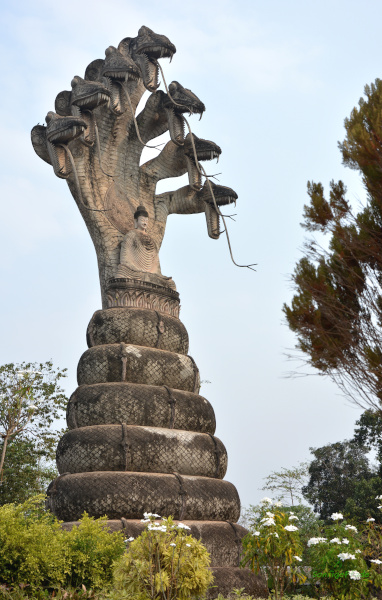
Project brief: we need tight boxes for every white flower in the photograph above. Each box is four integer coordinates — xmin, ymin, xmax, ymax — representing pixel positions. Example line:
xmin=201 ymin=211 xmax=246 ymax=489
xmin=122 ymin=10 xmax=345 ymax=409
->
xmin=342 ymin=539 xmax=349 ymax=545
xmin=253 ymin=531 xmax=261 ymax=536
xmin=284 ymin=525 xmax=298 ymax=532
xmin=337 ymin=553 xmax=356 ymax=561
xmin=345 ymin=525 xmax=357 ymax=532
xmin=185 ymin=543 xmax=191 ymax=547
xmin=144 ymin=512 xmax=160 ymax=518
xmin=274 ymin=501 xmax=282 ymax=507
xmin=148 ymin=524 xmax=167 ymax=532
xmin=260 ymin=497 xmax=273 ymax=505
xmin=330 ymin=512 xmax=344 ymax=520
xmin=141 ymin=518 xmax=150 ymax=523
xmin=294 ymin=556 xmax=302 ymax=562
xmin=289 ymin=515 xmax=299 ymax=521
xmin=270 ymin=532 xmax=279 ymax=538
xmin=330 ymin=538 xmax=342 ymax=544
xmin=348 ymin=570 xmax=361 ymax=580
xmin=367 ymin=518 xmax=376 ymax=522
xmin=307 ymin=537 xmax=326 ymax=546
xmin=266 ymin=511 xmax=275 ymax=518
xmin=376 ymin=495 xmax=382 ymax=500
xmin=176 ymin=523 xmax=191 ymax=530
xmin=261 ymin=518 xmax=276 ymax=526
xmin=370 ymin=559 xmax=382 ymax=564
xmin=170 ymin=543 xmax=176 ymax=547
xmin=378 ymin=505 xmax=382 ymax=510
xmin=355 ymin=549 xmax=362 ymax=553
xmin=124 ymin=537 xmax=134 ymax=542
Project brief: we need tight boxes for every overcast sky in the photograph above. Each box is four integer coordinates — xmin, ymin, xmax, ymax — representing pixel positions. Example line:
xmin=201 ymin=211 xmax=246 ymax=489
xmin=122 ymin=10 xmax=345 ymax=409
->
xmin=0 ymin=0 xmax=379 ymax=511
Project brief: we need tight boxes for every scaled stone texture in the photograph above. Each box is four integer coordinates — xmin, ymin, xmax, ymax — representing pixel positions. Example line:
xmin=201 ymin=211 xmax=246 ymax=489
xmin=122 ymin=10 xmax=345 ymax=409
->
xmin=31 ymin=26 xmax=266 ymax=599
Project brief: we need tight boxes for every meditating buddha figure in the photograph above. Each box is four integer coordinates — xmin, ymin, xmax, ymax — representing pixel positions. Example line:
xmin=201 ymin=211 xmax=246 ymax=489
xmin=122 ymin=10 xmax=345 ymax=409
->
xmin=115 ymin=205 xmax=176 ymax=290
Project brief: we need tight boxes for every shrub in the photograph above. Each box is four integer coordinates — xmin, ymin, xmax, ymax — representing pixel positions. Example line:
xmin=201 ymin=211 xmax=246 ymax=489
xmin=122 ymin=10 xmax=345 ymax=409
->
xmin=0 ymin=496 xmax=125 ymax=592
xmin=0 ymin=495 xmax=67 ymax=590
xmin=241 ymin=498 xmax=306 ymax=599
xmin=64 ymin=514 xmax=126 ymax=590
xmin=112 ymin=513 xmax=213 ymax=600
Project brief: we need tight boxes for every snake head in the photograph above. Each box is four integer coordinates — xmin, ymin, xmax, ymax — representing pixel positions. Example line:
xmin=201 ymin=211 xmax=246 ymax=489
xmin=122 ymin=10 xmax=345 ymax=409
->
xmin=101 ymin=46 xmax=140 ymax=82
xmin=163 ymin=81 xmax=205 ymax=117
xmin=45 ymin=111 xmax=87 ymax=145
xmin=122 ymin=26 xmax=176 ymax=92
xmin=70 ymin=76 xmax=111 ymax=110
xmin=198 ymin=181 xmax=238 ymax=207
xmin=184 ymin=133 xmax=221 ymax=163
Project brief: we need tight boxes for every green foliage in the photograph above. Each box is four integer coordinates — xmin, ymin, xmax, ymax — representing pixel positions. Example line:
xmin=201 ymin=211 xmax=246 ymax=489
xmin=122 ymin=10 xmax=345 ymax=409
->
xmin=353 ymin=410 xmax=382 ymax=473
xmin=0 ymin=496 xmax=125 ymax=592
xmin=306 ymin=513 xmax=382 ymax=600
xmin=261 ymin=463 xmax=308 ymax=506
xmin=0 ymin=362 xmax=68 ymax=505
xmin=0 ymin=495 xmax=67 ymax=590
xmin=284 ymin=78 xmax=382 ymax=409
xmin=302 ymin=441 xmax=374 ymax=521
xmin=112 ymin=513 xmax=213 ymax=600
xmin=0 ymin=438 xmax=57 ymax=505
xmin=64 ymin=514 xmax=125 ymax=590
xmin=241 ymin=498 xmax=306 ymax=600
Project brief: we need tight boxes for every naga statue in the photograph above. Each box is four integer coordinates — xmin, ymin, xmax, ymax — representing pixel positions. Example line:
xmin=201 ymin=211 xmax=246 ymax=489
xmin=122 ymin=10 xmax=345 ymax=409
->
xmin=31 ymin=26 xmax=265 ymax=598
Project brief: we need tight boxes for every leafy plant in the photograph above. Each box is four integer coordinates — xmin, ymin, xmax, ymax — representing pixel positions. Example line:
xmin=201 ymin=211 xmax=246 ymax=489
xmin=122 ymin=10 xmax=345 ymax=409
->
xmin=241 ymin=498 xmax=306 ymax=599
xmin=112 ymin=512 xmax=213 ymax=600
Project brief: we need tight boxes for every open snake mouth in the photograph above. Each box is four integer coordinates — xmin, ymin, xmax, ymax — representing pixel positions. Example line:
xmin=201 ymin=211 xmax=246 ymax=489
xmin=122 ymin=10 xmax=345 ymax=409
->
xmin=199 ymin=182 xmax=238 ymax=207
xmin=45 ymin=112 xmax=87 ymax=144
xmin=184 ymin=134 xmax=221 ymax=163
xmin=102 ymin=68 xmax=140 ymax=81
xmin=73 ymin=92 xmax=110 ymax=109
xmin=137 ymin=44 xmax=175 ymax=61
xmin=134 ymin=53 xmax=160 ymax=91
xmin=163 ymin=82 xmax=206 ymax=117
xmin=101 ymin=46 xmax=140 ymax=83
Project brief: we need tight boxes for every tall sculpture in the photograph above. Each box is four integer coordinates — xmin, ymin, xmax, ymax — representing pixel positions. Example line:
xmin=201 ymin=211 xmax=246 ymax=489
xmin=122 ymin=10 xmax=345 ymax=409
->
xmin=31 ymin=27 xmax=265 ymax=598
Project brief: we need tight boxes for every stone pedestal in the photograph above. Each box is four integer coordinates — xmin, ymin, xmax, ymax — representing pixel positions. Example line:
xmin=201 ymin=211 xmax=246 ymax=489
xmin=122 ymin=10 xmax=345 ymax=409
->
xmin=47 ymin=280 xmax=266 ymax=598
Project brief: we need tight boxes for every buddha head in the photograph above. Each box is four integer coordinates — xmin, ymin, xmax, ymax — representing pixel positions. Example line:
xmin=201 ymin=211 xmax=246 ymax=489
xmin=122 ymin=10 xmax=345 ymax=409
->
xmin=134 ymin=205 xmax=149 ymax=232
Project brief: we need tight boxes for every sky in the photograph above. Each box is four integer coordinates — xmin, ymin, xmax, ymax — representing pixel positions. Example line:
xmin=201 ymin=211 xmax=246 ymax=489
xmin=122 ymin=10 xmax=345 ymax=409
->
xmin=0 ymin=0 xmax=379 ymax=511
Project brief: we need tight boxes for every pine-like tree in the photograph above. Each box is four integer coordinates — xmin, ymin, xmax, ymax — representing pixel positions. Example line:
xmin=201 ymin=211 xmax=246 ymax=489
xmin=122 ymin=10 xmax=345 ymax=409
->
xmin=284 ymin=79 xmax=382 ymax=409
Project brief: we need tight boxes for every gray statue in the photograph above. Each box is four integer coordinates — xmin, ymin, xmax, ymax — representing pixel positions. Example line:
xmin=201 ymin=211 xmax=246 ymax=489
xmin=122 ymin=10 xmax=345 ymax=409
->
xmin=31 ymin=26 xmax=237 ymax=308
xmin=32 ymin=27 xmax=265 ymax=599
xmin=115 ymin=205 xmax=176 ymax=289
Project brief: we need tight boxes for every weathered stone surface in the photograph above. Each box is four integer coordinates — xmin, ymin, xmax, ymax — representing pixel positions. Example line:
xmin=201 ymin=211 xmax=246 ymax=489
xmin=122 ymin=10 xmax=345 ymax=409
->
xmin=208 ymin=567 xmax=268 ymax=599
xmin=67 ymin=382 xmax=216 ymax=433
xmin=46 ymin=472 xmax=240 ymax=522
xmin=62 ymin=519 xmax=249 ymax=568
xmin=77 ymin=343 xmax=200 ymax=392
xmin=87 ymin=307 xmax=189 ymax=354
xmin=57 ymin=424 xmax=227 ymax=478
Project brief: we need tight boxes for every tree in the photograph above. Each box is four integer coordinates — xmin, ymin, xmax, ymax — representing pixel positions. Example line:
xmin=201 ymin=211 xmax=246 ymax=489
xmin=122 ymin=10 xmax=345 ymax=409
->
xmin=302 ymin=440 xmax=379 ymax=521
xmin=284 ymin=79 xmax=382 ymax=410
xmin=353 ymin=409 xmax=382 ymax=473
xmin=261 ymin=462 xmax=309 ymax=506
xmin=0 ymin=362 xmax=67 ymax=504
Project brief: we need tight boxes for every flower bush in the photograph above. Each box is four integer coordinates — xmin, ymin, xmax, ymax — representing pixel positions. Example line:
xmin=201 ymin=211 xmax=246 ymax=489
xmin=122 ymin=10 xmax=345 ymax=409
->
xmin=241 ymin=498 xmax=306 ymax=599
xmin=112 ymin=513 xmax=213 ymax=600
xmin=307 ymin=511 xmax=382 ymax=599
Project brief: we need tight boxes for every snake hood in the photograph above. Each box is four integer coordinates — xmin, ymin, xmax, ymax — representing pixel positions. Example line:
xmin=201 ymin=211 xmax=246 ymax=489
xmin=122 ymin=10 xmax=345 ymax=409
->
xmin=119 ymin=26 xmax=176 ymax=92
